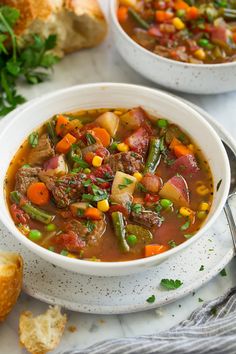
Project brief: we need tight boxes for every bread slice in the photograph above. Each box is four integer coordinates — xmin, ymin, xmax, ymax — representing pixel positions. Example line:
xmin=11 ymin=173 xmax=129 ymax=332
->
xmin=1 ymin=0 xmax=107 ymax=56
xmin=0 ymin=252 xmax=23 ymax=322
xmin=19 ymin=305 xmax=67 ymax=354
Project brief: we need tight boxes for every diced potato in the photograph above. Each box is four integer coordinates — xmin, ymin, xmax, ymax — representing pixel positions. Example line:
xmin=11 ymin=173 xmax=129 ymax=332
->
xmin=44 ymin=155 xmax=68 ymax=175
xmin=96 ymin=112 xmax=119 ymax=137
xmin=159 ymin=175 xmax=189 ymax=207
xmin=70 ymin=202 xmax=89 ymax=217
xmin=120 ymin=0 xmax=137 ymax=7
xmin=111 ymin=172 xmax=137 ymax=199
xmin=111 ymin=192 xmax=133 ymax=205
xmin=120 ymin=107 xmax=145 ymax=130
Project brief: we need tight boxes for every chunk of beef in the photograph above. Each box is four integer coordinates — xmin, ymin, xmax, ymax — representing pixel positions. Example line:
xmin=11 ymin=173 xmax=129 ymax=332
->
xmin=15 ymin=166 xmax=42 ymax=194
xmin=43 ymin=173 xmax=85 ymax=208
xmin=106 ymin=152 xmax=144 ymax=175
xmin=131 ymin=207 xmax=162 ymax=228
xmin=57 ymin=218 xmax=106 ymax=252
xmin=28 ymin=134 xmax=55 ymax=166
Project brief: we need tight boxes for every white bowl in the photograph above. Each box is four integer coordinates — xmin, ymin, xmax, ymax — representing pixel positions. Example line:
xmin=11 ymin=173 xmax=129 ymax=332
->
xmin=110 ymin=0 xmax=236 ymax=94
xmin=0 ymin=83 xmax=230 ymax=276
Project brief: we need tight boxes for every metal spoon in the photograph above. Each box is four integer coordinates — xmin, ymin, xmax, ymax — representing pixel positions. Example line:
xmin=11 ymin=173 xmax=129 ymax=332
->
xmin=222 ymin=141 xmax=236 ymax=250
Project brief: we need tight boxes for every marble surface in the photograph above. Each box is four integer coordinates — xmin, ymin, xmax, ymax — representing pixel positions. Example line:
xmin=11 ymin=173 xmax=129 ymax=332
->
xmin=1 ymin=0 xmax=236 ymax=353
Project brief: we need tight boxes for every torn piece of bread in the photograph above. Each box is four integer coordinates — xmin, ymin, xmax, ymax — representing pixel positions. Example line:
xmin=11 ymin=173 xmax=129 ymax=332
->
xmin=0 ymin=252 xmax=23 ymax=322
xmin=1 ymin=0 xmax=107 ymax=56
xmin=19 ymin=305 xmax=67 ymax=354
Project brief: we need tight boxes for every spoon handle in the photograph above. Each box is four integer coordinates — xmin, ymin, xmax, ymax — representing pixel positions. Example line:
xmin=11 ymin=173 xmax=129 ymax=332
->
xmin=224 ymin=199 xmax=236 ymax=251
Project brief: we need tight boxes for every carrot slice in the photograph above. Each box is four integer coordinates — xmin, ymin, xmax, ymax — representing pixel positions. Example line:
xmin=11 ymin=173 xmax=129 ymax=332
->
xmin=117 ymin=6 xmax=128 ymax=22
xmin=145 ymin=244 xmax=169 ymax=257
xmin=84 ymin=207 xmax=103 ymax=220
xmin=174 ymin=0 xmax=189 ymax=10
xmin=169 ymin=137 xmax=182 ymax=150
xmin=27 ymin=182 xmax=50 ymax=206
xmin=56 ymin=133 xmax=76 ymax=154
xmin=169 ymin=137 xmax=193 ymax=158
xmin=187 ymin=6 xmax=199 ymax=20
xmin=156 ymin=10 xmax=173 ymax=22
xmin=92 ymin=127 xmax=111 ymax=147
xmin=56 ymin=115 xmax=71 ymax=136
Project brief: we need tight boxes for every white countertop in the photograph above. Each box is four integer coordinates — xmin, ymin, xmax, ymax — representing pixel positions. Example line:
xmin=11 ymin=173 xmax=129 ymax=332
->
xmin=1 ymin=1 xmax=236 ymax=353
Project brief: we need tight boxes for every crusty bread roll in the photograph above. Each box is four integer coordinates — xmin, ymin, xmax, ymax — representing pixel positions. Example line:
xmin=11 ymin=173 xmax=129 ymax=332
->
xmin=19 ymin=305 xmax=67 ymax=354
xmin=1 ymin=0 xmax=107 ymax=56
xmin=0 ymin=252 xmax=23 ymax=322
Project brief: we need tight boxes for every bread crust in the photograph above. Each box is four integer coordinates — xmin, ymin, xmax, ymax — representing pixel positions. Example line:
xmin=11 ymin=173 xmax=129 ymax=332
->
xmin=0 ymin=252 xmax=23 ymax=322
xmin=1 ymin=0 xmax=107 ymax=54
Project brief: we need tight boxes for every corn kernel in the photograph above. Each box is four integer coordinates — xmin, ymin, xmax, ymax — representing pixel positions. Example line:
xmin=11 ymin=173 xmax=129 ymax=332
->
xmin=179 ymin=207 xmax=192 ymax=217
xmin=133 ymin=172 xmax=143 ymax=182
xmin=92 ymin=155 xmax=103 ymax=167
xmin=113 ymin=110 xmax=123 ymax=116
xmin=200 ymin=202 xmax=210 ymax=211
xmin=194 ymin=48 xmax=206 ymax=61
xmin=97 ymin=199 xmax=110 ymax=212
xmin=197 ymin=211 xmax=207 ymax=220
xmin=117 ymin=142 xmax=129 ymax=152
xmin=67 ymin=253 xmax=77 ymax=258
xmin=172 ymin=17 xmax=185 ymax=30
xmin=196 ymin=185 xmax=210 ymax=196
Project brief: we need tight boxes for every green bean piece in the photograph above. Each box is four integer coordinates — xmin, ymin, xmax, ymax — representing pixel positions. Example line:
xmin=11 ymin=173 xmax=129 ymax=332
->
xmin=67 ymin=144 xmax=82 ymax=169
xmin=46 ymin=121 xmax=58 ymax=145
xmin=144 ymin=138 xmax=161 ymax=173
xmin=10 ymin=191 xmax=54 ymax=225
xmin=112 ymin=211 xmax=130 ymax=253
xmin=128 ymin=8 xmax=149 ymax=29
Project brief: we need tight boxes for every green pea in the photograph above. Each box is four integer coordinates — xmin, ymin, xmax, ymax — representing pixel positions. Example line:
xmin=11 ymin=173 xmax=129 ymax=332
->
xmin=45 ymin=223 xmax=56 ymax=232
xmin=110 ymin=141 xmax=118 ymax=150
xmin=84 ymin=168 xmax=91 ymax=174
xmin=160 ymin=199 xmax=173 ymax=209
xmin=29 ymin=229 xmax=42 ymax=241
xmin=157 ymin=119 xmax=168 ymax=129
xmin=176 ymin=9 xmax=186 ymax=18
xmin=60 ymin=250 xmax=69 ymax=256
xmin=197 ymin=211 xmax=207 ymax=219
xmin=198 ymin=38 xmax=209 ymax=47
xmin=126 ymin=234 xmax=137 ymax=247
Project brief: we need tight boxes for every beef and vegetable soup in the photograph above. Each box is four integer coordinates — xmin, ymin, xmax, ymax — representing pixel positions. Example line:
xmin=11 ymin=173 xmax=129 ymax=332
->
xmin=5 ymin=107 xmax=213 ymax=262
xmin=118 ymin=0 xmax=236 ymax=64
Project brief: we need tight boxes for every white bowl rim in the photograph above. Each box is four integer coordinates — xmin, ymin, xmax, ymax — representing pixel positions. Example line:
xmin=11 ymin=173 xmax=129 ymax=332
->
xmin=0 ymin=82 xmax=231 ymax=271
xmin=110 ymin=0 xmax=236 ymax=69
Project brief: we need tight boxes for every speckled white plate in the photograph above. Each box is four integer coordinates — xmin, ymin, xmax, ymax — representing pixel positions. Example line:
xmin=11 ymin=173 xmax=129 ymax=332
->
xmin=0 ymin=96 xmax=235 ymax=314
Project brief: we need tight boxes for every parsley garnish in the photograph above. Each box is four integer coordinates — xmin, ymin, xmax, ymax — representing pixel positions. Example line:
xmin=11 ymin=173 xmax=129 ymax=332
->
xmin=131 ymin=203 xmax=142 ymax=214
xmin=216 ymin=179 xmax=222 ymax=191
xmin=168 ymin=240 xmax=177 ymax=248
xmin=210 ymin=307 xmax=217 ymax=316
xmin=199 ymin=265 xmax=204 ymax=271
xmin=83 ymin=219 xmax=95 ymax=233
xmin=184 ymin=233 xmax=193 ymax=239
xmin=28 ymin=132 xmax=39 ymax=148
xmin=146 ymin=295 xmax=155 ymax=303
xmin=86 ymin=133 xmax=96 ymax=145
xmin=118 ymin=177 xmax=133 ymax=190
xmin=198 ymin=298 xmax=204 ymax=303
xmin=220 ymin=268 xmax=227 ymax=277
xmin=82 ymin=184 xmax=108 ymax=202
xmin=72 ymin=156 xmax=89 ymax=168
xmin=137 ymin=182 xmax=147 ymax=192
xmin=82 ymin=179 xmax=92 ymax=187
xmin=0 ymin=6 xmax=59 ymax=116
xmin=160 ymin=278 xmax=183 ymax=290
xmin=180 ymin=219 xmax=190 ymax=231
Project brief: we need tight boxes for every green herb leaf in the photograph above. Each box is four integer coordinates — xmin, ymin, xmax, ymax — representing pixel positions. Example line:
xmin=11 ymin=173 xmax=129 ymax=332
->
xmin=86 ymin=133 xmax=96 ymax=145
xmin=184 ymin=233 xmax=193 ymax=239
xmin=220 ymin=268 xmax=227 ymax=277
xmin=83 ymin=219 xmax=95 ymax=233
xmin=72 ymin=156 xmax=89 ymax=168
xmin=131 ymin=203 xmax=142 ymax=214
xmin=199 ymin=265 xmax=204 ymax=271
xmin=82 ymin=179 xmax=92 ymax=187
xmin=180 ymin=219 xmax=190 ymax=231
xmin=168 ymin=240 xmax=177 ymax=248
xmin=28 ymin=132 xmax=39 ymax=148
xmin=118 ymin=177 xmax=133 ymax=190
xmin=198 ymin=298 xmax=204 ymax=302
xmin=146 ymin=295 xmax=155 ymax=303
xmin=137 ymin=182 xmax=147 ymax=192
xmin=160 ymin=278 xmax=183 ymax=290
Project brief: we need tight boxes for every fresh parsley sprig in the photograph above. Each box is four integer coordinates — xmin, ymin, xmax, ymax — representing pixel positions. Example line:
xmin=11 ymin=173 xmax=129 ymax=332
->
xmin=0 ymin=6 xmax=60 ymax=116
